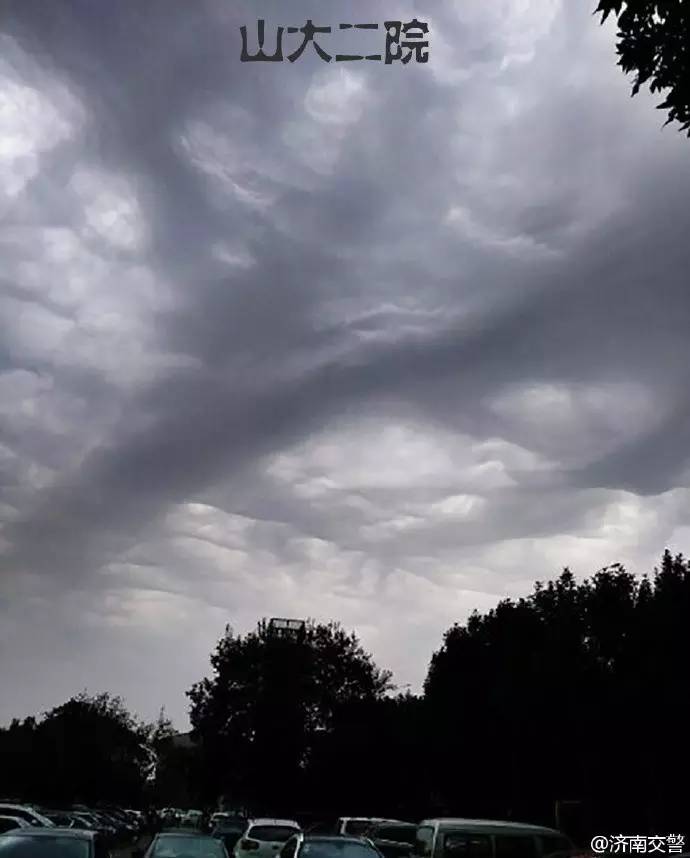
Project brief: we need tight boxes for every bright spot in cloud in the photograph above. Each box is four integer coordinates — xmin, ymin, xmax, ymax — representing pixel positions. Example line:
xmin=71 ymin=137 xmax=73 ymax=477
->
xmin=0 ymin=42 xmax=82 ymax=201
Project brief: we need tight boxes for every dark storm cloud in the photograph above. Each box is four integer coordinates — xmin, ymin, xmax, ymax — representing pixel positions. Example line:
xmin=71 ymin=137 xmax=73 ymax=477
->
xmin=1 ymin=0 xmax=690 ymax=726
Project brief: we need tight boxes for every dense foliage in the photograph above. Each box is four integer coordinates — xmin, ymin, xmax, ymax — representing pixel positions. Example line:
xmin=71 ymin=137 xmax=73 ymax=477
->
xmin=0 ymin=692 xmax=168 ymax=805
xmin=596 ymin=0 xmax=690 ymax=135
xmin=187 ymin=619 xmax=393 ymax=811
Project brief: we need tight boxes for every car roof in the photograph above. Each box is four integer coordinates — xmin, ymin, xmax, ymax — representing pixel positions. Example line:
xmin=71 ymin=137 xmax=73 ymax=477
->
xmin=302 ymin=835 xmax=377 ymax=844
xmin=340 ymin=819 xmax=391 ymax=823
xmin=0 ymin=828 xmax=95 ymax=839
xmin=249 ymin=819 xmax=300 ymax=827
xmin=420 ymin=820 xmax=562 ymax=835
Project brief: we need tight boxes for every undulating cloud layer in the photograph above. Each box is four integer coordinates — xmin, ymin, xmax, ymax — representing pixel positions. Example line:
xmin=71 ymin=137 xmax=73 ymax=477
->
xmin=1 ymin=0 xmax=690 ymax=727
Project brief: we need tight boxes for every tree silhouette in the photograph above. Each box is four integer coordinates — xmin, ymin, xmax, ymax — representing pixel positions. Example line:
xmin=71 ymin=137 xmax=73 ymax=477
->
xmin=424 ymin=551 xmax=690 ymax=834
xmin=187 ymin=619 xmax=393 ymax=812
xmin=596 ymin=0 xmax=690 ymax=135
xmin=304 ymin=691 xmax=429 ymax=820
xmin=0 ymin=691 xmax=164 ymax=806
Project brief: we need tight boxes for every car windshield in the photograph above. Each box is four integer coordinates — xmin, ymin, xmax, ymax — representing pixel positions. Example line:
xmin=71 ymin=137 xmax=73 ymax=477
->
xmin=151 ymin=835 xmax=227 ymax=857
xmin=302 ymin=842 xmax=380 ymax=858
xmin=375 ymin=828 xmax=416 ymax=846
xmin=343 ymin=822 xmax=373 ymax=837
xmin=249 ymin=827 xmax=299 ymax=843
xmin=0 ymin=835 xmax=90 ymax=858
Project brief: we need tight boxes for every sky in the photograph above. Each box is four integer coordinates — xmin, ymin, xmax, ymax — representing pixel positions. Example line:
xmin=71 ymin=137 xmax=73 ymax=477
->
xmin=1 ymin=0 xmax=690 ymax=731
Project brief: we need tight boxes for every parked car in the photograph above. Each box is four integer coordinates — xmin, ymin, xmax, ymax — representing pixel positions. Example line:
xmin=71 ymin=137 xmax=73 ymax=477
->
xmin=182 ymin=810 xmax=203 ymax=828
xmin=124 ymin=810 xmax=145 ymax=830
xmin=76 ymin=812 xmax=117 ymax=839
xmin=69 ymin=812 xmax=112 ymax=837
xmin=0 ymin=827 xmax=112 ymax=857
xmin=138 ymin=831 xmax=229 ymax=858
xmin=0 ymin=819 xmax=29 ymax=836
xmin=212 ymin=814 xmax=247 ymax=829
xmin=92 ymin=810 xmax=132 ymax=838
xmin=161 ymin=809 xmax=181 ymax=828
xmin=41 ymin=811 xmax=80 ymax=829
xmin=413 ymin=819 xmax=574 ymax=858
xmin=212 ymin=819 xmax=247 ymax=854
xmin=0 ymin=805 xmax=55 ymax=828
xmin=234 ymin=819 xmax=302 ymax=858
xmin=279 ymin=834 xmax=385 ymax=858
xmin=366 ymin=822 xmax=417 ymax=858
xmin=96 ymin=808 xmax=136 ymax=836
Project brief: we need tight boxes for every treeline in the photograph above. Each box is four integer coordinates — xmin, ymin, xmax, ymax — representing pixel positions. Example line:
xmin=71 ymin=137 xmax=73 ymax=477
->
xmin=0 ymin=692 xmax=173 ymax=806
xmin=3 ymin=550 xmax=690 ymax=838
xmin=186 ymin=550 xmax=690 ymax=836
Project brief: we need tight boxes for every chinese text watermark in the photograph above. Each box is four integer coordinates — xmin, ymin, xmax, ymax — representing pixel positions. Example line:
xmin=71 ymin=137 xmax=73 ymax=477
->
xmin=240 ymin=19 xmax=429 ymax=64
xmin=591 ymin=836 xmax=685 ymax=854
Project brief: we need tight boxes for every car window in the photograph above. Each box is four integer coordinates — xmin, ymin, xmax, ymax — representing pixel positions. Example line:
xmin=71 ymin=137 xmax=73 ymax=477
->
xmin=539 ymin=839 xmax=571 ymax=857
xmin=343 ymin=823 xmax=372 ymax=837
xmin=377 ymin=829 xmax=416 ymax=846
xmin=494 ymin=838 xmax=538 ymax=858
xmin=441 ymin=833 xmax=492 ymax=858
xmin=308 ymin=825 xmax=337 ymax=836
xmin=248 ymin=827 xmax=300 ymax=843
xmin=414 ymin=828 xmax=434 ymax=858
xmin=0 ymin=836 xmax=90 ymax=857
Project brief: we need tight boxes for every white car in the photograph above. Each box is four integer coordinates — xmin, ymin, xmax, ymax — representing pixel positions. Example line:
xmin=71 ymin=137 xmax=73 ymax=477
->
xmin=234 ymin=819 xmax=301 ymax=858
xmin=183 ymin=809 xmax=203 ymax=827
